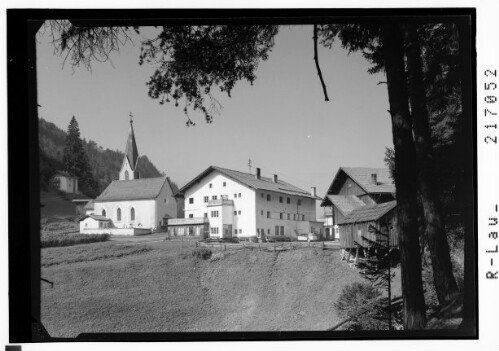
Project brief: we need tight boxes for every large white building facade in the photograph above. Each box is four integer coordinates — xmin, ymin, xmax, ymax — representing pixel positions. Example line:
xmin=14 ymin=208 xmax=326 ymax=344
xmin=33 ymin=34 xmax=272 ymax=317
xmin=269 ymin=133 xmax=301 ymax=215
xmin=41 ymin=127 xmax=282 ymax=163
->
xmin=175 ymin=166 xmax=323 ymax=240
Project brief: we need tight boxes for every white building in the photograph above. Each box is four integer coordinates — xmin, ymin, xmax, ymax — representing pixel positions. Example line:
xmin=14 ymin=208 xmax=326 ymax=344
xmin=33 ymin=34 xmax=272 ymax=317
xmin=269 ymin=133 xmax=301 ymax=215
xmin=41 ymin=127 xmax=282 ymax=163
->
xmin=80 ymin=116 xmax=178 ymax=235
xmin=52 ymin=171 xmax=78 ymax=194
xmin=175 ymin=166 xmax=323 ymax=240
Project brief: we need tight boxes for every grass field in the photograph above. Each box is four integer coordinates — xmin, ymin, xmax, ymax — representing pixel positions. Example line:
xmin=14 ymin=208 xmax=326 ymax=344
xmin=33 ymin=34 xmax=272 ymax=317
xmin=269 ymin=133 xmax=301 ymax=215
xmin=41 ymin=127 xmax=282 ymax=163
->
xmin=41 ymin=239 xmax=380 ymax=337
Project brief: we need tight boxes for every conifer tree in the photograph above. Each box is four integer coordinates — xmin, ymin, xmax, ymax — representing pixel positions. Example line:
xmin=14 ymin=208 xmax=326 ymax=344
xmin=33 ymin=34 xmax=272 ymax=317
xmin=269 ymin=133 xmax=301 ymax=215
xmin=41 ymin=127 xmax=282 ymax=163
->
xmin=62 ymin=116 xmax=98 ymax=197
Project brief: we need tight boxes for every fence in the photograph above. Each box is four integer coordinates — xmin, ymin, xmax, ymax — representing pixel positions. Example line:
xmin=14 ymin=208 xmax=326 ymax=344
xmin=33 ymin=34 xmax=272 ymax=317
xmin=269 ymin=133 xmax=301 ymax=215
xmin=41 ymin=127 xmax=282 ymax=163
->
xmin=196 ymin=240 xmax=339 ymax=253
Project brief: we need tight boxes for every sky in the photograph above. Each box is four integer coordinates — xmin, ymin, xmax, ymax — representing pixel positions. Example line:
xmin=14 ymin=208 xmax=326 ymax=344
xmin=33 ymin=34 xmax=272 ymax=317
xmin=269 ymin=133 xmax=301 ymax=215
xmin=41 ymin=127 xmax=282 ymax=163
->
xmin=36 ymin=24 xmax=393 ymax=209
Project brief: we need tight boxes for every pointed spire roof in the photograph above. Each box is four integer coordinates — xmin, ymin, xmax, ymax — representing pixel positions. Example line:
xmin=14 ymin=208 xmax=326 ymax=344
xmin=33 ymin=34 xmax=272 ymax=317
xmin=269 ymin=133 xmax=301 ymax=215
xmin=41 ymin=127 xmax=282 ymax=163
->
xmin=125 ymin=114 xmax=139 ymax=170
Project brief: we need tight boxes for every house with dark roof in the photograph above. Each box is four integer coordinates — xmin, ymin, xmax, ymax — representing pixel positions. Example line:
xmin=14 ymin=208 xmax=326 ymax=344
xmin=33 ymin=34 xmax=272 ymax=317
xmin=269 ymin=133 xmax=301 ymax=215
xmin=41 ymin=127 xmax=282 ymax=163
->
xmin=80 ymin=116 xmax=177 ymax=235
xmin=174 ymin=166 xmax=323 ymax=240
xmin=320 ymin=167 xmax=396 ymax=246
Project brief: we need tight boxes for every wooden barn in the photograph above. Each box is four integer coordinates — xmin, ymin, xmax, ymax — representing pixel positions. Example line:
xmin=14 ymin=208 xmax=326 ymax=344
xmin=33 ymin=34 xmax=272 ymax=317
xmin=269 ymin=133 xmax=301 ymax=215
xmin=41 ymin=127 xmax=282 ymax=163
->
xmin=338 ymin=200 xmax=398 ymax=250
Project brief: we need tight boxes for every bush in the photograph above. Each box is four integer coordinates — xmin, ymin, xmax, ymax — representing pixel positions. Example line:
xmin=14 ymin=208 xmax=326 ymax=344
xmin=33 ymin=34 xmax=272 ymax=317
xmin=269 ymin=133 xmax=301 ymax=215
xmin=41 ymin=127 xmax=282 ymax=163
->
xmin=41 ymin=233 xmax=110 ymax=248
xmin=209 ymin=251 xmax=226 ymax=262
xmin=192 ymin=248 xmax=212 ymax=260
xmin=266 ymin=236 xmax=291 ymax=243
xmin=334 ymin=282 xmax=389 ymax=330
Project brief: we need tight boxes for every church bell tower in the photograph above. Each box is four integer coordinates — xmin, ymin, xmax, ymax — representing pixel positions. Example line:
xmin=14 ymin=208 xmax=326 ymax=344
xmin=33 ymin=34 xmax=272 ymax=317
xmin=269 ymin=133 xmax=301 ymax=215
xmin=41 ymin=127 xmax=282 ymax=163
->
xmin=119 ymin=113 xmax=140 ymax=180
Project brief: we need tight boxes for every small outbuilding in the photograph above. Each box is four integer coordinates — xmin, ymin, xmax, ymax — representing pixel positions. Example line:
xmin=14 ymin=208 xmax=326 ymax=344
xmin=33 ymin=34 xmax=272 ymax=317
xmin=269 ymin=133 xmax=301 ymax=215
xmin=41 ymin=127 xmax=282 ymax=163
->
xmin=52 ymin=171 xmax=79 ymax=194
xmin=338 ymin=200 xmax=398 ymax=250
xmin=79 ymin=214 xmax=113 ymax=234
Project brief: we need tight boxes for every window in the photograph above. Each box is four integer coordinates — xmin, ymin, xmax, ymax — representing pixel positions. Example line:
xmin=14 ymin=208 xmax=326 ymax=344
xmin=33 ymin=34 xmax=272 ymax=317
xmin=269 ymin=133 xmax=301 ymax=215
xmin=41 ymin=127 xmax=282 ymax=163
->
xmin=279 ymin=213 xmax=283 ymax=219
xmin=280 ymin=226 xmax=284 ymax=236
xmin=279 ymin=196 xmax=283 ymax=203
xmin=287 ymin=213 xmax=290 ymax=220
xmin=293 ymin=214 xmax=296 ymax=220
xmin=164 ymin=198 xmax=166 ymax=203
xmin=238 ymin=210 xmax=241 ymax=215
xmin=204 ymin=196 xmax=209 ymax=203
xmin=189 ymin=197 xmax=194 ymax=204
xmin=130 ymin=207 xmax=135 ymax=221
xmin=261 ymin=193 xmax=264 ymax=198
xmin=204 ymin=213 xmax=208 ymax=218
xmin=117 ymin=208 xmax=122 ymax=221
xmin=302 ymin=215 xmax=305 ymax=221
xmin=189 ymin=227 xmax=193 ymax=235
xmin=298 ymin=199 xmax=302 ymax=206
xmin=223 ymin=182 xmax=226 ymax=187
xmin=85 ymin=222 xmax=88 ymax=228
xmin=102 ymin=209 xmax=106 ymax=217
xmin=275 ymin=226 xmax=279 ymax=235
xmin=261 ymin=210 xmax=264 ymax=216
xmin=267 ymin=211 xmax=270 ymax=218
xmin=257 ymin=229 xmax=260 ymax=238
xmin=238 ymin=193 xmax=241 ymax=198
xmin=239 ymin=229 xmax=242 ymax=234
xmin=209 ymin=183 xmax=212 ymax=188
xmin=234 ymin=211 xmax=237 ymax=216
xmin=125 ymin=170 xmax=129 ymax=180
xmin=234 ymin=193 xmax=237 ymax=198
xmin=235 ymin=229 xmax=238 ymax=235
xmin=287 ymin=197 xmax=290 ymax=204
xmin=210 ymin=227 xmax=219 ymax=234
xmin=267 ymin=194 xmax=271 ymax=201
xmin=211 ymin=211 xmax=219 ymax=218
xmin=268 ymin=229 xmax=270 ymax=235
xmin=189 ymin=214 xmax=194 ymax=218
xmin=212 ymin=195 xmax=218 ymax=200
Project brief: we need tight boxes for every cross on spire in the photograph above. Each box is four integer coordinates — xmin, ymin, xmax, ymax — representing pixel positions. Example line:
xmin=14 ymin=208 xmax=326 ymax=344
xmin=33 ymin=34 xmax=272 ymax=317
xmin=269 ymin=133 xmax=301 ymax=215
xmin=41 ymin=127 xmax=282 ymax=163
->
xmin=129 ymin=112 xmax=134 ymax=125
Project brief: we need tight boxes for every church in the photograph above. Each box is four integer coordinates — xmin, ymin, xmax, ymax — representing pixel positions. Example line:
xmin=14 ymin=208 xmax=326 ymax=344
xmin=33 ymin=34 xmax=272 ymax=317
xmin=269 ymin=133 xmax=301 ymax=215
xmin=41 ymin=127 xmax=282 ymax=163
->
xmin=79 ymin=115 xmax=178 ymax=235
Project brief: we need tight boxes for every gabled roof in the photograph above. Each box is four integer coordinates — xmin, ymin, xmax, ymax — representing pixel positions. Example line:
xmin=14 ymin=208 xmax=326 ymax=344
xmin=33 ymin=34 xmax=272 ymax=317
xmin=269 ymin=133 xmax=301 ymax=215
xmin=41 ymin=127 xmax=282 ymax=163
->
xmin=176 ymin=166 xmax=321 ymax=199
xmin=325 ymin=195 xmax=365 ymax=216
xmin=321 ymin=167 xmax=395 ymax=206
xmin=125 ymin=121 xmax=139 ymax=170
xmin=341 ymin=201 xmax=397 ymax=224
xmin=79 ymin=214 xmax=112 ymax=222
xmin=53 ymin=171 xmax=76 ymax=178
xmin=95 ymin=176 xmax=171 ymax=202
xmin=83 ymin=200 xmax=95 ymax=210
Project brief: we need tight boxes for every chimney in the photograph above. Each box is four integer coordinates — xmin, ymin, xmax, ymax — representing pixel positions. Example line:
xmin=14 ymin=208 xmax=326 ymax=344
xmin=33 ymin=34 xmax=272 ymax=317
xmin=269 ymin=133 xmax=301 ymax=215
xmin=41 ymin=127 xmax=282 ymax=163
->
xmin=311 ymin=186 xmax=316 ymax=197
xmin=256 ymin=168 xmax=261 ymax=180
xmin=371 ymin=173 xmax=377 ymax=185
xmin=273 ymin=174 xmax=278 ymax=183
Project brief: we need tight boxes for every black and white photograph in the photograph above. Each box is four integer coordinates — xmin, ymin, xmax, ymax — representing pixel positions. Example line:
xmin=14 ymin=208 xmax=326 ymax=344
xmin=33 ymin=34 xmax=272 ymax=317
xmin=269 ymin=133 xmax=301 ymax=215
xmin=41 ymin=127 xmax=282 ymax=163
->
xmin=5 ymin=2 xmax=497 ymax=349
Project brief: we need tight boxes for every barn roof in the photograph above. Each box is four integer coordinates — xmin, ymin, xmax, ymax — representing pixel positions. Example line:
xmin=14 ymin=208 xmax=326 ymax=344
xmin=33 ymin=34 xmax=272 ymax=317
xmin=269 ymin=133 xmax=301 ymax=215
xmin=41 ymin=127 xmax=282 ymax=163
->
xmin=79 ymin=214 xmax=112 ymax=222
xmin=342 ymin=167 xmax=395 ymax=194
xmin=95 ymin=176 xmax=170 ymax=202
xmin=321 ymin=167 xmax=395 ymax=206
xmin=53 ymin=171 xmax=75 ymax=178
xmin=176 ymin=166 xmax=321 ymax=199
xmin=341 ymin=201 xmax=397 ymax=224
xmin=325 ymin=195 xmax=365 ymax=216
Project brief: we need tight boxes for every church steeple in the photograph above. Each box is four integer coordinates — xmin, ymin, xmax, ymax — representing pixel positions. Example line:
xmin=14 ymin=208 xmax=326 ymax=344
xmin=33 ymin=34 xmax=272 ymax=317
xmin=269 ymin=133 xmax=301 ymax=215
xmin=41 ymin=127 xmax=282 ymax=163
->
xmin=119 ymin=113 xmax=140 ymax=180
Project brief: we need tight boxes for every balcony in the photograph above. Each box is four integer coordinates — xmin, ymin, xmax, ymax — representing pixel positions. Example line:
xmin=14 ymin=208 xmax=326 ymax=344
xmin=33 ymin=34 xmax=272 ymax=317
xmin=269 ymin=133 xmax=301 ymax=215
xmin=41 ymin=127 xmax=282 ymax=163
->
xmin=207 ymin=198 xmax=234 ymax=207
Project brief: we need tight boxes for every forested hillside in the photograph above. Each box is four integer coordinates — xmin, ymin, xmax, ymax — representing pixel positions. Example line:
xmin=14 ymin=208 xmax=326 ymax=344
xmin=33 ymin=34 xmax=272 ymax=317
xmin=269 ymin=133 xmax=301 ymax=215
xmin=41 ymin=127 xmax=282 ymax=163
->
xmin=39 ymin=117 xmax=167 ymax=195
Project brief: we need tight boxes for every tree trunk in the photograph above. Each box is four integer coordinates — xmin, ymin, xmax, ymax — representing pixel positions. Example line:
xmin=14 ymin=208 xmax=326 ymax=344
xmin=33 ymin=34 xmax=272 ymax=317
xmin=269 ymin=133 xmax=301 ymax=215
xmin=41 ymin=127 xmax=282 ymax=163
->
xmin=380 ymin=23 xmax=427 ymax=329
xmin=403 ymin=24 xmax=459 ymax=304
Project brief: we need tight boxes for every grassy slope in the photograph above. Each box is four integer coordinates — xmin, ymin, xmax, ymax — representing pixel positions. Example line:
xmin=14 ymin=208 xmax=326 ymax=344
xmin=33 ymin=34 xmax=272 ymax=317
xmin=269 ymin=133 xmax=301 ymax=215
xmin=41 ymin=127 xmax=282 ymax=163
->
xmin=40 ymin=190 xmax=77 ymax=219
xmin=41 ymin=241 xmax=366 ymax=337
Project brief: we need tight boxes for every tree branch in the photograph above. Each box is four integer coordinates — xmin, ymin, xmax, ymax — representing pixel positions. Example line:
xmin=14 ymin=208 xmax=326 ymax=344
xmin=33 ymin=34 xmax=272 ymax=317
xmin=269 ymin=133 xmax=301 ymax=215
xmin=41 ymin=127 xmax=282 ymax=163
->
xmin=313 ymin=24 xmax=330 ymax=102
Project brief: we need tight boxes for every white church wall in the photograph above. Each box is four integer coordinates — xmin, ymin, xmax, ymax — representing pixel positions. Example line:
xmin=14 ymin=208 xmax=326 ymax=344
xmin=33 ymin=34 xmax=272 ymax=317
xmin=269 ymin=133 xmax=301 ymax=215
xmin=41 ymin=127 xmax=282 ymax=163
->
xmin=94 ymin=199 xmax=157 ymax=229
xmin=155 ymin=180 xmax=177 ymax=227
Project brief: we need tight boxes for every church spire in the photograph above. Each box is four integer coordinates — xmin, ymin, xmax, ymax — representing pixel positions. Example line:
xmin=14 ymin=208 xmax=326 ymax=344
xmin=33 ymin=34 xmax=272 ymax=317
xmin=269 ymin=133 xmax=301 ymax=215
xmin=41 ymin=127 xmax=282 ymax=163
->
xmin=125 ymin=113 xmax=139 ymax=171
xmin=119 ymin=113 xmax=140 ymax=180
